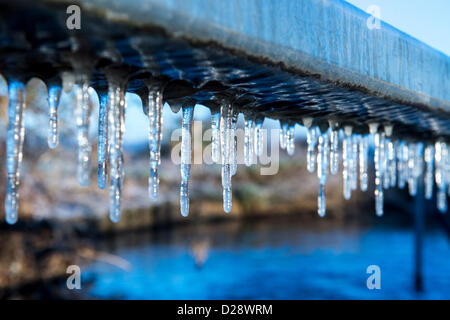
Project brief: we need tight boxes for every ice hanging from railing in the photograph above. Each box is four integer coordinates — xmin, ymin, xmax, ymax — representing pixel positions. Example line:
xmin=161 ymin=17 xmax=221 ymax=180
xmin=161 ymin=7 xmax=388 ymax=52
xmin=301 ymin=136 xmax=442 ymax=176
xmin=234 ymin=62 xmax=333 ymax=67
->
xmin=359 ymin=135 xmax=369 ymax=192
xmin=317 ymin=129 xmax=329 ymax=217
xmin=371 ymin=123 xmax=384 ymax=216
xmin=424 ymin=144 xmax=434 ymax=200
xmin=244 ymin=113 xmax=255 ymax=167
xmin=329 ymin=121 xmax=339 ymax=175
xmin=435 ymin=141 xmax=448 ymax=213
xmin=254 ymin=116 xmax=264 ymax=159
xmin=108 ymin=86 xmax=126 ymax=223
xmin=97 ymin=91 xmax=109 ymax=189
xmin=342 ymin=126 xmax=353 ymax=200
xmin=74 ymin=77 xmax=92 ymax=187
xmin=279 ymin=121 xmax=288 ymax=150
xmin=5 ymin=81 xmax=26 ymax=225
xmin=304 ymin=118 xmax=318 ymax=173
xmin=211 ymin=110 xmax=221 ymax=163
xmin=47 ymin=85 xmax=61 ymax=149
xmin=220 ymin=101 xmax=233 ymax=213
xmin=180 ymin=104 xmax=194 ymax=217
xmin=148 ymin=88 xmax=163 ymax=201
xmin=286 ymin=123 xmax=295 ymax=156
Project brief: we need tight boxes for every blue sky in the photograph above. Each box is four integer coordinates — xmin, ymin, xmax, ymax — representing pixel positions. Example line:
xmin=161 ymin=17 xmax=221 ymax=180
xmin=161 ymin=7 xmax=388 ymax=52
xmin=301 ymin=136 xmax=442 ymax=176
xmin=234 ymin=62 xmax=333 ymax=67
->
xmin=345 ymin=0 xmax=450 ymax=56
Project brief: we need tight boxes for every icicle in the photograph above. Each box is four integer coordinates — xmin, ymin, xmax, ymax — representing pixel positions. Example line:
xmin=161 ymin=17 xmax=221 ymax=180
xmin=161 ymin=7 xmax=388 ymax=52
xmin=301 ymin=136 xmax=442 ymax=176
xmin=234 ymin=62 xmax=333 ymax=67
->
xmin=230 ymin=109 xmax=238 ymax=176
xmin=254 ymin=117 xmax=264 ymax=158
xmin=388 ymin=140 xmax=397 ymax=188
xmin=370 ymin=123 xmax=384 ymax=216
xmin=108 ymin=86 xmax=126 ymax=223
xmin=97 ymin=92 xmax=109 ymax=189
xmin=148 ymin=88 xmax=163 ymax=201
xmin=342 ymin=126 xmax=352 ymax=200
xmin=407 ymin=142 xmax=417 ymax=196
xmin=359 ymin=135 xmax=369 ymax=192
xmin=220 ymin=101 xmax=233 ymax=213
xmin=286 ymin=123 xmax=295 ymax=156
xmin=180 ymin=104 xmax=194 ymax=217
xmin=47 ymin=85 xmax=61 ymax=149
xmin=435 ymin=141 xmax=448 ymax=213
xmin=211 ymin=110 xmax=221 ymax=163
xmin=5 ymin=81 xmax=26 ymax=224
xmin=398 ymin=142 xmax=409 ymax=189
xmin=317 ymin=132 xmax=329 ymax=217
xmin=244 ymin=114 xmax=254 ymax=167
xmin=350 ymin=134 xmax=359 ymax=191
xmin=306 ymin=126 xmax=318 ymax=173
xmin=424 ymin=144 xmax=434 ymax=200
xmin=74 ymin=79 xmax=92 ymax=187
xmin=329 ymin=121 xmax=339 ymax=175
xmin=279 ymin=121 xmax=288 ymax=150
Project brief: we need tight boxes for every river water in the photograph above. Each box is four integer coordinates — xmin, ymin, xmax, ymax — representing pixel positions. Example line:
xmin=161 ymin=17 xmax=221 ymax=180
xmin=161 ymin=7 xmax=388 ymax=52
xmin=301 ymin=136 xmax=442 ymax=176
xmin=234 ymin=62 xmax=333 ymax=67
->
xmin=83 ymin=219 xmax=450 ymax=299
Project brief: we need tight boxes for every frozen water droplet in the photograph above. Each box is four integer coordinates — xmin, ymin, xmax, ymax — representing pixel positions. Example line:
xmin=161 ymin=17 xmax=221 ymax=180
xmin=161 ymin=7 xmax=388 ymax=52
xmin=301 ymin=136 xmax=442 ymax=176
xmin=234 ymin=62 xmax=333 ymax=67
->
xmin=5 ymin=81 xmax=26 ymax=224
xmin=47 ymin=85 xmax=61 ymax=148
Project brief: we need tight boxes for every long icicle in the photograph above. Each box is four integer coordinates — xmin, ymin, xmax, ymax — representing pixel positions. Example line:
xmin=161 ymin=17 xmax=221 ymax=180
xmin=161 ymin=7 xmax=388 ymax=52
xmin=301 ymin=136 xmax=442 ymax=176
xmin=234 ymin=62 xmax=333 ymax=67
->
xmin=211 ymin=110 xmax=221 ymax=163
xmin=424 ymin=144 xmax=434 ymax=200
xmin=371 ymin=123 xmax=385 ymax=216
xmin=286 ymin=123 xmax=295 ymax=156
xmin=359 ymin=135 xmax=369 ymax=192
xmin=435 ymin=141 xmax=448 ymax=213
xmin=306 ymin=126 xmax=318 ymax=173
xmin=329 ymin=121 xmax=339 ymax=175
xmin=97 ymin=91 xmax=109 ymax=189
xmin=74 ymin=78 xmax=92 ymax=186
xmin=220 ymin=101 xmax=233 ymax=213
xmin=180 ymin=104 xmax=194 ymax=217
xmin=47 ymin=85 xmax=62 ymax=149
xmin=254 ymin=116 xmax=264 ymax=159
xmin=231 ymin=109 xmax=238 ymax=176
xmin=108 ymin=86 xmax=126 ymax=223
xmin=244 ymin=113 xmax=254 ymax=167
xmin=5 ymin=81 xmax=26 ymax=224
xmin=317 ymin=131 xmax=329 ymax=217
xmin=342 ymin=126 xmax=352 ymax=200
xmin=279 ymin=120 xmax=288 ymax=150
xmin=148 ymin=87 xmax=163 ymax=201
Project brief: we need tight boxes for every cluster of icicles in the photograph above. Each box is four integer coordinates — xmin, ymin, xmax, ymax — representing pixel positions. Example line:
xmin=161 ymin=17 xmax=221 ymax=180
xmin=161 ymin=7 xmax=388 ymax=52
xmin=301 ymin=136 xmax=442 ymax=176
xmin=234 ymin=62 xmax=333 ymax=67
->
xmin=3 ymin=79 xmax=450 ymax=224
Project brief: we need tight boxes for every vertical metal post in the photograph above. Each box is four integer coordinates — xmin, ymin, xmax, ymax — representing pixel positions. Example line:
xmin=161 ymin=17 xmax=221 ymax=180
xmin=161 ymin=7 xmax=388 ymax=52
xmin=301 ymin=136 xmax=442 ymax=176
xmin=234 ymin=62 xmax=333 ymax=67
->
xmin=414 ymin=181 xmax=425 ymax=292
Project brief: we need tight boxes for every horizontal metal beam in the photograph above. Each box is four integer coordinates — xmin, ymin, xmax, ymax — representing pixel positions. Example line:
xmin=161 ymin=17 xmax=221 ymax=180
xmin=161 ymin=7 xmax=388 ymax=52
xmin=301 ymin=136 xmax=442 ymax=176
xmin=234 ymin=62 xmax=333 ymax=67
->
xmin=58 ymin=0 xmax=450 ymax=112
